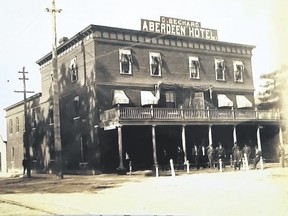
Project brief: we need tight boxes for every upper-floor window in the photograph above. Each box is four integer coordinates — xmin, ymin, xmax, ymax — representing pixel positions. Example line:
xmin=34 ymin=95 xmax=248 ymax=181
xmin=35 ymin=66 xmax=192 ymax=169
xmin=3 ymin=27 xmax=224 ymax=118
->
xmin=23 ymin=114 xmax=25 ymax=131
xmin=215 ymin=59 xmax=225 ymax=81
xmin=9 ymin=119 xmax=13 ymax=134
xmin=149 ymin=52 xmax=162 ymax=76
xmin=189 ymin=56 xmax=200 ymax=79
xmin=165 ymin=91 xmax=176 ymax=108
xmin=70 ymin=57 xmax=78 ymax=82
xmin=233 ymin=60 xmax=244 ymax=82
xmin=73 ymin=96 xmax=80 ymax=120
xmin=49 ymin=105 xmax=54 ymax=125
xmin=16 ymin=117 xmax=20 ymax=133
xmin=32 ymin=110 xmax=37 ymax=129
xmin=119 ymin=49 xmax=133 ymax=74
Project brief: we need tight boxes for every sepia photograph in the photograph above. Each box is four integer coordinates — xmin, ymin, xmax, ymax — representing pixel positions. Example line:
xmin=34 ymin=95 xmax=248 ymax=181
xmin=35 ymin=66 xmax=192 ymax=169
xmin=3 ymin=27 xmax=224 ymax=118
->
xmin=0 ymin=0 xmax=287 ymax=215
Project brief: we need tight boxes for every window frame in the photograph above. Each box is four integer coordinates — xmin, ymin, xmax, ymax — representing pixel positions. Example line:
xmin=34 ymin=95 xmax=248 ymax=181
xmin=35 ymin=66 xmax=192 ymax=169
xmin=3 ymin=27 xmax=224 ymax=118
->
xmin=215 ymin=58 xmax=226 ymax=81
xmin=16 ymin=117 xmax=20 ymax=133
xmin=70 ymin=57 xmax=78 ymax=83
xmin=165 ymin=91 xmax=176 ymax=108
xmin=189 ymin=56 xmax=200 ymax=79
xmin=9 ymin=119 xmax=13 ymax=134
xmin=119 ymin=49 xmax=133 ymax=75
xmin=32 ymin=110 xmax=37 ymax=129
xmin=233 ymin=60 xmax=244 ymax=82
xmin=49 ymin=105 xmax=54 ymax=125
xmin=149 ymin=52 xmax=162 ymax=76
xmin=73 ymin=96 xmax=80 ymax=120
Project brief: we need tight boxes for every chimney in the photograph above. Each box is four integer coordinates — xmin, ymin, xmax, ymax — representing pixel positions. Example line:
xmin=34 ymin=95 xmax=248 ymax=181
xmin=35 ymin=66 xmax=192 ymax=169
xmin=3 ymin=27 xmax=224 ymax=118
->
xmin=59 ymin=37 xmax=69 ymax=45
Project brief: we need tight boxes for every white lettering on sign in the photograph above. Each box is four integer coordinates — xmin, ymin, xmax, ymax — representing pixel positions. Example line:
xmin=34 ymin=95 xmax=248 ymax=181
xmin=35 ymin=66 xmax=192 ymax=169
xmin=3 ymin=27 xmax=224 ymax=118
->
xmin=141 ymin=18 xmax=218 ymax=41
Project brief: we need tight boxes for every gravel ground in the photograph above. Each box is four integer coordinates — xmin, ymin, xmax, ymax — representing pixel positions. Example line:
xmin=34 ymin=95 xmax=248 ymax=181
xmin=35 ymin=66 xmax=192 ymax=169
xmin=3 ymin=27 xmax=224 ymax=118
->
xmin=0 ymin=164 xmax=287 ymax=216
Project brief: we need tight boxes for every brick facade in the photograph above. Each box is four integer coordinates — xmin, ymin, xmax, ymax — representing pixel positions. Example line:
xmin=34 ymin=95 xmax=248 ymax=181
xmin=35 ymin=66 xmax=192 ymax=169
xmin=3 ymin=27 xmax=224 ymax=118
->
xmin=5 ymin=23 xmax=281 ymax=174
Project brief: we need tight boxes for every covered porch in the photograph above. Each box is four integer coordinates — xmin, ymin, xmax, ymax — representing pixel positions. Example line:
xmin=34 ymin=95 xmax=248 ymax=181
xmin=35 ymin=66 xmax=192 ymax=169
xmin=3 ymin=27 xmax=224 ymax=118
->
xmin=99 ymin=107 xmax=281 ymax=175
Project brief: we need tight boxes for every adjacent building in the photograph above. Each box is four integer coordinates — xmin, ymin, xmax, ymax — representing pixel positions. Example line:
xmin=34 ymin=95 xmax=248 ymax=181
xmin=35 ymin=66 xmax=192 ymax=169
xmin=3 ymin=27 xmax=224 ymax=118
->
xmin=4 ymin=17 xmax=282 ymax=173
xmin=0 ymin=135 xmax=7 ymax=173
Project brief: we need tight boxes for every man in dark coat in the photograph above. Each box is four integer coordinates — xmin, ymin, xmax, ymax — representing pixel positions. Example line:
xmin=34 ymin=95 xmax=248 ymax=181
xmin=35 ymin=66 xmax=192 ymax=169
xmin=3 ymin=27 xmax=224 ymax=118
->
xmin=233 ymin=146 xmax=242 ymax=171
xmin=253 ymin=146 xmax=262 ymax=169
xmin=216 ymin=143 xmax=225 ymax=170
xmin=191 ymin=143 xmax=199 ymax=169
xmin=22 ymin=157 xmax=28 ymax=175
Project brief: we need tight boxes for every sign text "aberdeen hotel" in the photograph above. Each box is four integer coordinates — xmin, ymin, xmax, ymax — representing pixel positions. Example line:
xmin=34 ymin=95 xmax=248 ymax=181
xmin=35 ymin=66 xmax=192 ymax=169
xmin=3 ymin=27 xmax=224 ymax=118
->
xmin=141 ymin=16 xmax=218 ymax=41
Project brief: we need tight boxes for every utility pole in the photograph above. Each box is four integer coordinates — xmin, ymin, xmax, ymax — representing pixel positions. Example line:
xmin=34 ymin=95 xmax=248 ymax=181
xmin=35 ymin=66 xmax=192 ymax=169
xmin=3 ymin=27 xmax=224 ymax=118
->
xmin=46 ymin=0 xmax=63 ymax=179
xmin=15 ymin=67 xmax=35 ymax=178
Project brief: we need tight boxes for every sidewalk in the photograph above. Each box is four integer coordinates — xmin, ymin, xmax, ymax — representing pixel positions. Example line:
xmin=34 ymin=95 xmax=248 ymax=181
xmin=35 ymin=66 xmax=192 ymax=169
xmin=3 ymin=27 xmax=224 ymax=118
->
xmin=0 ymin=171 xmax=22 ymax=178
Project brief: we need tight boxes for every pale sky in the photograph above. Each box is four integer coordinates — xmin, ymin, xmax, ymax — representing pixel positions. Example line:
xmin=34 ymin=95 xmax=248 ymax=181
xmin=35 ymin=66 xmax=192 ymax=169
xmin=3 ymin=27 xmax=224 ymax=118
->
xmin=0 ymin=0 xmax=287 ymax=140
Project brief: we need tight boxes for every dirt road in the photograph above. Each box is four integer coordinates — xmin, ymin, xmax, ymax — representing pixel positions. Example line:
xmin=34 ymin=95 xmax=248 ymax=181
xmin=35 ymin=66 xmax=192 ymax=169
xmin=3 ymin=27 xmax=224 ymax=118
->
xmin=0 ymin=164 xmax=287 ymax=215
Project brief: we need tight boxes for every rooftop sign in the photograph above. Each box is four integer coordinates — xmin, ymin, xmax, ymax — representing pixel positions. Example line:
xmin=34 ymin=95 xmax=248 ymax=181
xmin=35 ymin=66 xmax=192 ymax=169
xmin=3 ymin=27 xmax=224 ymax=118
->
xmin=141 ymin=16 xmax=218 ymax=41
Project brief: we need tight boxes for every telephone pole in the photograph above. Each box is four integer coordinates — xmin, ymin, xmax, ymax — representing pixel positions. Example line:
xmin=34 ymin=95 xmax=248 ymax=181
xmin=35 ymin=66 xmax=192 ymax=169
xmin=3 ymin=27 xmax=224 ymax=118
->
xmin=46 ymin=0 xmax=63 ymax=179
xmin=15 ymin=67 xmax=35 ymax=178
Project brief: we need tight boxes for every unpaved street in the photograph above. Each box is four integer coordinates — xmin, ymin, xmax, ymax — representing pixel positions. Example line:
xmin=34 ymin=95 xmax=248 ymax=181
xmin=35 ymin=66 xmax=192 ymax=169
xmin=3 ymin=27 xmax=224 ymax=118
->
xmin=0 ymin=165 xmax=288 ymax=215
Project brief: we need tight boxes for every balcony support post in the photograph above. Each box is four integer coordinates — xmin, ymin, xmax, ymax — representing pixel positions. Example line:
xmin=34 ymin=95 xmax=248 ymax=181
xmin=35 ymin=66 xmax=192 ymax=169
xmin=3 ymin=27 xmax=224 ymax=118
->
xmin=208 ymin=125 xmax=213 ymax=146
xmin=150 ymin=105 xmax=154 ymax=118
xmin=257 ymin=125 xmax=264 ymax=170
xmin=279 ymin=126 xmax=284 ymax=146
xmin=152 ymin=124 xmax=159 ymax=177
xmin=233 ymin=125 xmax=237 ymax=143
xmin=181 ymin=125 xmax=187 ymax=164
xmin=232 ymin=107 xmax=235 ymax=119
xmin=116 ymin=125 xmax=126 ymax=174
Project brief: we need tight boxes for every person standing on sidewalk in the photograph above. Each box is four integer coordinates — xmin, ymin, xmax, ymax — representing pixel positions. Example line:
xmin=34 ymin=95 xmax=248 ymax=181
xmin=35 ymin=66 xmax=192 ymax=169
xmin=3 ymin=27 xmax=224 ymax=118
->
xmin=233 ymin=145 xmax=242 ymax=171
xmin=216 ymin=143 xmax=225 ymax=171
xmin=22 ymin=156 xmax=28 ymax=175
xmin=252 ymin=146 xmax=262 ymax=169
xmin=207 ymin=144 xmax=215 ymax=169
xmin=243 ymin=142 xmax=252 ymax=170
xmin=191 ymin=143 xmax=199 ymax=169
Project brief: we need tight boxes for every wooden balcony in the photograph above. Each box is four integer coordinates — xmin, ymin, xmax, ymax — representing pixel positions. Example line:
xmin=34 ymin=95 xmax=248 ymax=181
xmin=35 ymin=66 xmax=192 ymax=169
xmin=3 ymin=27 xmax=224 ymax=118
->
xmin=100 ymin=107 xmax=280 ymax=128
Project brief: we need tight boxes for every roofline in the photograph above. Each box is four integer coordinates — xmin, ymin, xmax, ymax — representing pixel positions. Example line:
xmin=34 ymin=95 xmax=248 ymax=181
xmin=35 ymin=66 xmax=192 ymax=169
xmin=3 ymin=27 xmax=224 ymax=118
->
xmin=36 ymin=24 xmax=255 ymax=66
xmin=3 ymin=92 xmax=42 ymax=111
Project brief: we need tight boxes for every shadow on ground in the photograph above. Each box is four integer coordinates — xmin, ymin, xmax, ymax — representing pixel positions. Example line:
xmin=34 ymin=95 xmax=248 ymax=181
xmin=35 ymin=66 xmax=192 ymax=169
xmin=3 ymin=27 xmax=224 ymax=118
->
xmin=0 ymin=163 xmax=282 ymax=194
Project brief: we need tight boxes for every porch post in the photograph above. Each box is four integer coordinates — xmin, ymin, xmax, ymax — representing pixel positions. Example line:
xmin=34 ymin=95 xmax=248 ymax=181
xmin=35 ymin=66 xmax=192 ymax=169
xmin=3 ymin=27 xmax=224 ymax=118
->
xmin=117 ymin=125 xmax=125 ymax=173
xmin=208 ymin=125 xmax=213 ymax=145
xmin=182 ymin=125 xmax=187 ymax=163
xmin=152 ymin=125 xmax=159 ymax=177
xmin=257 ymin=126 xmax=264 ymax=169
xmin=233 ymin=125 xmax=237 ymax=143
xmin=279 ymin=126 xmax=284 ymax=145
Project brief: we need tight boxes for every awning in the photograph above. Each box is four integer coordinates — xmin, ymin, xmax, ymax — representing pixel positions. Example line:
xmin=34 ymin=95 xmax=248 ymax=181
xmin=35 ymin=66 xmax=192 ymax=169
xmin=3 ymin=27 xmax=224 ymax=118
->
xmin=217 ymin=94 xmax=233 ymax=107
xmin=236 ymin=95 xmax=252 ymax=108
xmin=141 ymin=91 xmax=159 ymax=106
xmin=112 ymin=90 xmax=129 ymax=105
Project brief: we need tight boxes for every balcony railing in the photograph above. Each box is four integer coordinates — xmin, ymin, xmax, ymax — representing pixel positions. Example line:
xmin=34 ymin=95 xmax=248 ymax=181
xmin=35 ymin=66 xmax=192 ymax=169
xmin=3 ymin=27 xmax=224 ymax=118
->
xmin=100 ymin=107 xmax=280 ymax=125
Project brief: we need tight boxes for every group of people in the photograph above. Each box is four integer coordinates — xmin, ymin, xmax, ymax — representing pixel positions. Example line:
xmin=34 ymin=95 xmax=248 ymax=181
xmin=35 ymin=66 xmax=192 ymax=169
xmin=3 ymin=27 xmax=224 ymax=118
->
xmin=231 ymin=141 xmax=262 ymax=171
xmin=190 ymin=142 xmax=226 ymax=170
xmin=190 ymin=141 xmax=263 ymax=171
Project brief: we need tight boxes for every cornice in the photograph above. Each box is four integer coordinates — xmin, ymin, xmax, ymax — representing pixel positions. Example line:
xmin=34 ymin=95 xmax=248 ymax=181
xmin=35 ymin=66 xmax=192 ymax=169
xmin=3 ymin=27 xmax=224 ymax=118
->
xmin=36 ymin=24 xmax=255 ymax=67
